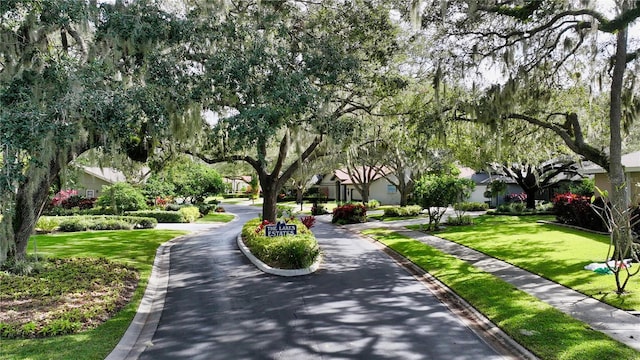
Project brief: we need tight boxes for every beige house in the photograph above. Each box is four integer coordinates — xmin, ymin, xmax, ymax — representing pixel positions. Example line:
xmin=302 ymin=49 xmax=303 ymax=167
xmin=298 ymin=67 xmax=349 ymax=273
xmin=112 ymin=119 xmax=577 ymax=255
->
xmin=313 ymin=168 xmax=403 ymax=205
xmin=73 ymin=167 xmax=128 ymax=198
xmin=583 ymin=151 xmax=640 ymax=205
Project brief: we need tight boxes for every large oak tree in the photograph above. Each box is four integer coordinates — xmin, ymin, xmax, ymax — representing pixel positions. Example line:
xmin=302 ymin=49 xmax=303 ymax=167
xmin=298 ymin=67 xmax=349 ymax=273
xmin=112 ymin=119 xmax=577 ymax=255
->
xmin=415 ymin=0 xmax=640 ymax=292
xmin=0 ymin=0 xmax=199 ymax=263
xmin=188 ymin=0 xmax=407 ymax=222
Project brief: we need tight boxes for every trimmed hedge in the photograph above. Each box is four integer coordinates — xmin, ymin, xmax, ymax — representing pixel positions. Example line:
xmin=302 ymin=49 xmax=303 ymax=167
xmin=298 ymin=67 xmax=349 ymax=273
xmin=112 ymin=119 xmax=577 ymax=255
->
xmin=383 ymin=205 xmax=422 ymax=217
xmin=126 ymin=210 xmax=187 ymax=223
xmin=52 ymin=215 xmax=158 ymax=232
xmin=454 ymin=202 xmax=489 ymax=211
xmin=178 ymin=206 xmax=200 ymax=222
xmin=241 ymin=218 xmax=320 ymax=269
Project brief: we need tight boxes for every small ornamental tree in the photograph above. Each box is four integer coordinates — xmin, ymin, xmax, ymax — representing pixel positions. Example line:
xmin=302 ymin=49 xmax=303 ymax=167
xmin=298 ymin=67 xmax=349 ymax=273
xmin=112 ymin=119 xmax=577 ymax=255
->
xmin=414 ymin=175 xmax=474 ymax=231
xmin=97 ymin=183 xmax=147 ymax=215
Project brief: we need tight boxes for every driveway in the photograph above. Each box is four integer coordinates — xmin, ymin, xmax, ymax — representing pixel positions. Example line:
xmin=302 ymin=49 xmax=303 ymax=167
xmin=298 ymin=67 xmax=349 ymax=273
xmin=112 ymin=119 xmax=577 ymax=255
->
xmin=134 ymin=205 xmax=507 ymax=359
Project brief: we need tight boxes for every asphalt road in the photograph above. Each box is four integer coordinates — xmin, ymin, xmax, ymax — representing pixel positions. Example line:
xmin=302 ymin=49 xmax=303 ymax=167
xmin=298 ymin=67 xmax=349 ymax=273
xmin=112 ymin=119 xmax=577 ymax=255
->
xmin=137 ymin=204 xmax=506 ymax=360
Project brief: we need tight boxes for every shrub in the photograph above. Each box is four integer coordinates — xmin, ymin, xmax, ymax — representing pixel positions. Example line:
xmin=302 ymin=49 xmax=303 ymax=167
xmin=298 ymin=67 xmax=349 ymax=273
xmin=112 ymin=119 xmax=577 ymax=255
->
xmin=59 ymin=218 xmax=90 ymax=232
xmin=55 ymin=216 xmax=156 ymax=232
xmin=178 ymin=206 xmax=200 ymax=223
xmin=276 ymin=204 xmax=293 ymax=218
xmin=241 ymin=218 xmax=319 ymax=269
xmin=215 ymin=206 xmax=226 ymax=213
xmin=61 ymin=195 xmax=95 ymax=210
xmin=552 ymin=193 xmax=607 ymax=232
xmin=198 ymin=203 xmax=216 ymax=216
xmin=383 ymin=205 xmax=422 ymax=217
xmin=36 ymin=217 xmax=61 ymax=233
xmin=300 ymin=216 xmax=316 ymax=229
xmin=447 ymin=215 xmax=473 ymax=226
xmin=97 ymin=183 xmax=147 ymax=214
xmin=127 ymin=210 xmax=187 ymax=223
xmin=89 ymin=219 xmax=132 ymax=231
xmin=311 ymin=203 xmax=329 ymax=215
xmin=165 ymin=203 xmax=182 ymax=211
xmin=504 ymin=192 xmax=527 ymax=203
xmin=454 ymin=202 xmax=489 ymax=211
xmin=366 ymin=199 xmax=380 ymax=209
xmin=569 ymin=178 xmax=595 ymax=197
xmin=332 ymin=203 xmax=367 ymax=224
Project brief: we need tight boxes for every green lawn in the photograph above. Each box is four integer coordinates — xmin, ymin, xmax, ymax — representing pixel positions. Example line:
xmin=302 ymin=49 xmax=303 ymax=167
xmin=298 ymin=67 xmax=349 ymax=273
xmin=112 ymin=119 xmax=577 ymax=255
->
xmin=416 ymin=215 xmax=639 ymax=310
xmin=0 ymin=229 xmax=188 ymax=360
xmin=363 ymin=228 xmax=640 ymax=360
xmin=197 ymin=212 xmax=235 ymax=223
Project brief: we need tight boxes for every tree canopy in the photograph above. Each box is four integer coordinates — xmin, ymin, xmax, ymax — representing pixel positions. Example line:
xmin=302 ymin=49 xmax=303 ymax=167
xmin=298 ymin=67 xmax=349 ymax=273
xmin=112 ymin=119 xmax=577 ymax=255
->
xmin=413 ymin=0 xmax=640 ymax=293
xmin=186 ymin=0 xmax=407 ymax=221
xmin=0 ymin=0 xmax=201 ymax=262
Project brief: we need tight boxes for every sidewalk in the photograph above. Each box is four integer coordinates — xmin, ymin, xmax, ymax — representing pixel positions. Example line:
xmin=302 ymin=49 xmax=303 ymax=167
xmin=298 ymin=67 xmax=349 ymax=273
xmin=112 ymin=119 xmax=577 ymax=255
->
xmin=343 ymin=219 xmax=640 ymax=352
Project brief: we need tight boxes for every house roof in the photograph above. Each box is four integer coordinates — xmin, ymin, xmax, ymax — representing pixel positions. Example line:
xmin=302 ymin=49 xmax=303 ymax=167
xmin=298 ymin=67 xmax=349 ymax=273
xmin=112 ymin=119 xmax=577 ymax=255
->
xmin=582 ymin=150 xmax=640 ymax=174
xmin=81 ymin=166 xmax=128 ymax=184
xmin=333 ymin=167 xmax=389 ymax=185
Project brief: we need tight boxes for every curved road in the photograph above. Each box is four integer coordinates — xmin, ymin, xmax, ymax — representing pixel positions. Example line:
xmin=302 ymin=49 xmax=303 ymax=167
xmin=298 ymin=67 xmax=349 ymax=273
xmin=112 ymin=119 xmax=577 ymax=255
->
xmin=136 ymin=205 xmax=506 ymax=359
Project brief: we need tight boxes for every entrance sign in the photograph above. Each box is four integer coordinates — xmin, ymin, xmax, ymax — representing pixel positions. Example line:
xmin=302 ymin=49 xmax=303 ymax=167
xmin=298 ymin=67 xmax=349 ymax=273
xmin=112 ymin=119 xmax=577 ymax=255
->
xmin=265 ymin=221 xmax=297 ymax=237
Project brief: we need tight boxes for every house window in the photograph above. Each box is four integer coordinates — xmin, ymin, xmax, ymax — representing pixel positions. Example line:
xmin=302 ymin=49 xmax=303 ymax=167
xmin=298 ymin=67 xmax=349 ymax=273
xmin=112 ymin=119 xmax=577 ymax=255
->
xmin=86 ymin=189 xmax=95 ymax=198
xmin=387 ymin=185 xmax=397 ymax=194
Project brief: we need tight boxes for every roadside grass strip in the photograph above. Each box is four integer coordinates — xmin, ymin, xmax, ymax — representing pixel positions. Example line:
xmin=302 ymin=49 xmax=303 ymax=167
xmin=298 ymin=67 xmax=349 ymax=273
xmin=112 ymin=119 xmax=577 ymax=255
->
xmin=362 ymin=228 xmax=640 ymax=360
xmin=424 ymin=215 xmax=640 ymax=311
xmin=197 ymin=212 xmax=235 ymax=223
xmin=1 ymin=229 xmax=188 ymax=360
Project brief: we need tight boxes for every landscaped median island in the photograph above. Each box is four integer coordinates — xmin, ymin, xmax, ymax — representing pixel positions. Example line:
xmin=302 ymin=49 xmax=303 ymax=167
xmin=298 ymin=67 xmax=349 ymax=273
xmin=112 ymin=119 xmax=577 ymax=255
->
xmin=239 ymin=217 xmax=321 ymax=275
xmin=362 ymin=228 xmax=640 ymax=360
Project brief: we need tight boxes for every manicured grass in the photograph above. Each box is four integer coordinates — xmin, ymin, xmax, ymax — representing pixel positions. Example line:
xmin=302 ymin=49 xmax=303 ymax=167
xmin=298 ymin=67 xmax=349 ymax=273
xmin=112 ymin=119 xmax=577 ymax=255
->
xmin=197 ymin=212 xmax=235 ymax=223
xmin=362 ymin=228 xmax=640 ymax=360
xmin=418 ymin=215 xmax=640 ymax=310
xmin=0 ymin=229 xmax=187 ymax=360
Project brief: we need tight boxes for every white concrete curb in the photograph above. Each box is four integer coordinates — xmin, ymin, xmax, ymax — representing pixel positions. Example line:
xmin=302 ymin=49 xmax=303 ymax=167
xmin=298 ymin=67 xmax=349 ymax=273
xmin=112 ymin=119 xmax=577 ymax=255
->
xmin=236 ymin=234 xmax=321 ymax=276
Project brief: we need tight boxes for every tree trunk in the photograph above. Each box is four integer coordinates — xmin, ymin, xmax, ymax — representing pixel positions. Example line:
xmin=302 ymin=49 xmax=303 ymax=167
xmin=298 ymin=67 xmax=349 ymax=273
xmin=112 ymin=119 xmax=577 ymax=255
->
xmin=400 ymin=189 xmax=409 ymax=207
xmin=296 ymin=187 xmax=303 ymax=204
xmin=9 ymin=155 xmax=64 ymax=260
xmin=358 ymin=184 xmax=370 ymax=204
xmin=525 ymin=189 xmax=536 ymax=209
xmin=608 ymin=19 xmax=633 ymax=293
xmin=260 ymin=176 xmax=280 ymax=223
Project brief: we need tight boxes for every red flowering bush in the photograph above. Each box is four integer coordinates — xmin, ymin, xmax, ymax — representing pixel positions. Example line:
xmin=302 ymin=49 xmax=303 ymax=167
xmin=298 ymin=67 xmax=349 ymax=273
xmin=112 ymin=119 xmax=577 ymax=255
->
xmin=51 ymin=189 xmax=78 ymax=206
xmin=300 ymin=216 xmax=316 ymax=229
xmin=331 ymin=203 xmax=366 ymax=225
xmin=255 ymin=219 xmax=273 ymax=234
xmin=504 ymin=192 xmax=527 ymax=203
xmin=552 ymin=192 xmax=608 ymax=232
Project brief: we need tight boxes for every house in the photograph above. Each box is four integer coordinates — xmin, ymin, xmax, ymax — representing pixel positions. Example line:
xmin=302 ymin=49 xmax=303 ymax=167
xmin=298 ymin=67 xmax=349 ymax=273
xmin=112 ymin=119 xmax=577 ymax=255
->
xmin=224 ymin=176 xmax=253 ymax=193
xmin=73 ymin=166 xmax=129 ymax=199
xmin=313 ymin=168 xmax=403 ymax=205
xmin=460 ymin=170 xmax=523 ymax=207
xmin=583 ymin=150 xmax=640 ymax=205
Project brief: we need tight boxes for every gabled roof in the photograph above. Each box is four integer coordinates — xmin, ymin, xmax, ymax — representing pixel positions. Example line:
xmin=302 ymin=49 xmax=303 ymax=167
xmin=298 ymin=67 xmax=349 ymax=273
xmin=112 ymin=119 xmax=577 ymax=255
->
xmin=582 ymin=151 xmax=640 ymax=174
xmin=81 ymin=166 xmax=127 ymax=184
xmin=333 ymin=167 xmax=389 ymax=185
